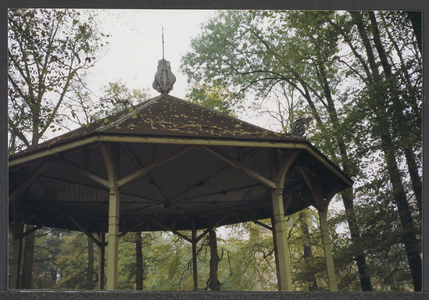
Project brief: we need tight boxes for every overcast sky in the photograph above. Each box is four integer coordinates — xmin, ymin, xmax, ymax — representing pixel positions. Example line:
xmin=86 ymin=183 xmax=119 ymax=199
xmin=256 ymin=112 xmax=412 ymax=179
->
xmin=85 ymin=9 xmax=217 ymax=100
xmin=81 ymin=9 xmax=280 ymax=131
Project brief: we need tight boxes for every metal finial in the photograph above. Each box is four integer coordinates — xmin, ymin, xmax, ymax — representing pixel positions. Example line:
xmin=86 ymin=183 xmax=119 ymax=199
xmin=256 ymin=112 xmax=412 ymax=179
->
xmin=292 ymin=117 xmax=312 ymax=137
xmin=162 ymin=25 xmax=165 ymax=59
xmin=152 ymin=27 xmax=176 ymax=94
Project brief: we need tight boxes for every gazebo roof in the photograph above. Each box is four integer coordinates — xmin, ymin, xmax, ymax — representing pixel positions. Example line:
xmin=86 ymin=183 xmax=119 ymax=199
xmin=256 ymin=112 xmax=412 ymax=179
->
xmin=9 ymin=94 xmax=352 ymax=234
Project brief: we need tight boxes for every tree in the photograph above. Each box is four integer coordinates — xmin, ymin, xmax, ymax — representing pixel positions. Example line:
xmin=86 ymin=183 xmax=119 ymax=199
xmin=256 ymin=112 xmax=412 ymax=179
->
xmin=180 ymin=10 xmax=422 ymax=291
xmin=8 ymin=8 xmax=108 ymax=288
xmin=8 ymin=8 xmax=107 ymax=151
xmin=185 ymin=82 xmax=237 ymax=117
xmin=181 ymin=10 xmax=373 ymax=291
xmin=345 ymin=11 xmax=421 ymax=291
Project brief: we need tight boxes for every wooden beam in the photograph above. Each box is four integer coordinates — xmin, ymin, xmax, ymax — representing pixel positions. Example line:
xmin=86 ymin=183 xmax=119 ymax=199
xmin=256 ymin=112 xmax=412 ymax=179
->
xmin=122 ymin=143 xmax=168 ymax=202
xmin=151 ymin=219 xmax=192 ymax=243
xmin=297 ymin=166 xmax=326 ymax=211
xmin=277 ymin=150 xmax=301 ymax=188
xmin=118 ymin=219 xmax=148 ymax=238
xmin=196 ymin=214 xmax=229 ymax=243
xmin=117 ymin=145 xmax=193 ymax=187
xmin=55 ymin=156 xmax=109 ymax=187
xmin=68 ymin=217 xmax=102 ymax=248
xmin=19 ymin=215 xmax=61 ymax=239
xmin=235 ymin=211 xmax=273 ymax=231
xmin=9 ymin=135 xmax=307 ymax=166
xmin=203 ymin=146 xmax=276 ymax=189
xmin=252 ymin=220 xmax=273 ymax=231
xmin=9 ymin=135 xmax=352 ymax=190
xmin=9 ymin=160 xmax=50 ymax=203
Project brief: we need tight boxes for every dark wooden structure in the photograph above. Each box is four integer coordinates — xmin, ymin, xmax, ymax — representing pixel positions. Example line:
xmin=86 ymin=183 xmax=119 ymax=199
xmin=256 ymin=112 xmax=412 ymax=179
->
xmin=9 ymin=94 xmax=352 ymax=290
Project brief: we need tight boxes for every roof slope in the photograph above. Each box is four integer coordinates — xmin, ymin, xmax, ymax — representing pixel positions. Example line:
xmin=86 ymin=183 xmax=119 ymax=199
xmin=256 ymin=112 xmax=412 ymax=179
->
xmin=11 ymin=94 xmax=300 ymax=159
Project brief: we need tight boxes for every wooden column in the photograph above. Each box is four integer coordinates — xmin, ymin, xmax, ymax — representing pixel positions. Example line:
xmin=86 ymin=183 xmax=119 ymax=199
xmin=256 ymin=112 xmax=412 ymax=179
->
xmin=9 ymin=201 xmax=23 ymax=290
xmin=318 ymin=209 xmax=338 ymax=291
xmin=298 ymin=166 xmax=338 ymax=291
xmin=271 ymin=189 xmax=293 ymax=291
xmin=100 ymin=142 xmax=121 ymax=290
xmin=270 ymin=217 xmax=280 ymax=289
xmin=268 ymin=149 xmax=299 ymax=291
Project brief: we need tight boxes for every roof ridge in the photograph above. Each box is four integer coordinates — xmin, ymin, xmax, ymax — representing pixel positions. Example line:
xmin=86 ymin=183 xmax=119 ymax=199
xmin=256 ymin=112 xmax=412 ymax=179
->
xmin=166 ymin=95 xmax=279 ymax=134
xmin=95 ymin=95 xmax=163 ymax=132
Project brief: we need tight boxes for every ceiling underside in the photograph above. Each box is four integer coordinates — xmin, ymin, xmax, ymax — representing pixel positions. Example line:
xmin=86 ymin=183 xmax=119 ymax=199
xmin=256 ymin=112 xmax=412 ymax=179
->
xmin=9 ymin=140 xmax=349 ymax=234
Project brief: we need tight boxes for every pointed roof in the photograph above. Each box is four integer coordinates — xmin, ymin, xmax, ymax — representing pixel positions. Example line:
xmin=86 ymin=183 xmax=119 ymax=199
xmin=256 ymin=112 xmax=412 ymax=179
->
xmin=10 ymin=94 xmax=300 ymax=161
xmin=9 ymin=93 xmax=353 ymax=233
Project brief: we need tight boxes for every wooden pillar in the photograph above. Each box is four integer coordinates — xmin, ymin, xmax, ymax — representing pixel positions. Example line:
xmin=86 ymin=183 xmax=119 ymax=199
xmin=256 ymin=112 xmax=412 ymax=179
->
xmin=271 ymin=217 xmax=280 ymax=289
xmin=98 ymin=229 xmax=105 ymax=290
xmin=100 ymin=142 xmax=121 ymax=290
xmin=268 ymin=149 xmax=299 ymax=291
xmin=298 ymin=166 xmax=338 ymax=291
xmin=106 ymin=180 xmax=120 ymax=290
xmin=271 ymin=189 xmax=293 ymax=291
xmin=10 ymin=235 xmax=22 ymax=289
xmin=9 ymin=210 xmax=23 ymax=290
xmin=318 ymin=209 xmax=338 ymax=291
xmin=192 ymin=218 xmax=198 ymax=291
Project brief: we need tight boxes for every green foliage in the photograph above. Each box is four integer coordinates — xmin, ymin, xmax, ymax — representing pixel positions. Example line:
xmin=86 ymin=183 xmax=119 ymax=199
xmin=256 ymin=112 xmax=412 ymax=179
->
xmin=80 ymin=79 xmax=151 ymax=125
xmin=185 ymin=82 xmax=236 ymax=117
xmin=181 ymin=9 xmax=422 ymax=291
xmin=8 ymin=9 xmax=108 ymax=151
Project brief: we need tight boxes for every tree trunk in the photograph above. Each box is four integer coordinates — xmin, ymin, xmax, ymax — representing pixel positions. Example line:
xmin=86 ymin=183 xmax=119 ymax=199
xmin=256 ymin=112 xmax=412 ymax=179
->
xmin=367 ymin=11 xmax=422 ymax=291
xmin=208 ymin=229 xmax=221 ymax=291
xmin=318 ymin=59 xmax=373 ymax=291
xmin=298 ymin=212 xmax=318 ymax=291
xmin=21 ymin=226 xmax=35 ymax=289
xmin=351 ymin=11 xmax=422 ymax=291
xmin=405 ymin=12 xmax=422 ymax=54
xmin=341 ymin=190 xmax=373 ymax=291
xmin=380 ymin=134 xmax=422 ymax=291
xmin=367 ymin=11 xmax=422 ymax=215
xmin=87 ymin=236 xmax=94 ymax=289
xmin=135 ymin=232 xmax=144 ymax=290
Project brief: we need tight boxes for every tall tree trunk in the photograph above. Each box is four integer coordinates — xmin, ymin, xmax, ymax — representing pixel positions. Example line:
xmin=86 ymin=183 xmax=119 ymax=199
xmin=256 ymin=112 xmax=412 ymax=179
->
xmin=405 ymin=12 xmax=422 ymax=54
xmin=298 ymin=212 xmax=318 ymax=291
xmin=21 ymin=226 xmax=35 ymax=289
xmin=318 ymin=59 xmax=373 ymax=291
xmin=135 ymin=232 xmax=144 ymax=290
xmin=380 ymin=134 xmax=422 ymax=291
xmin=208 ymin=229 xmax=221 ymax=291
xmin=87 ymin=236 xmax=94 ymax=289
xmin=350 ymin=11 xmax=422 ymax=291
xmin=368 ymin=11 xmax=422 ymax=215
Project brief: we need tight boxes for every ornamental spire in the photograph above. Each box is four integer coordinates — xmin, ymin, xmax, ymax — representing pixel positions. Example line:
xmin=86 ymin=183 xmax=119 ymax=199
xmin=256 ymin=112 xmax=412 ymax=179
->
xmin=152 ymin=26 xmax=176 ymax=94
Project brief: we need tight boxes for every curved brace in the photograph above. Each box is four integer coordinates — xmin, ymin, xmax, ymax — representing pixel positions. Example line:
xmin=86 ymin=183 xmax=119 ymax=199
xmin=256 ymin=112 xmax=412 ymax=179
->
xmin=277 ymin=150 xmax=301 ymax=190
xmin=269 ymin=149 xmax=301 ymax=291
